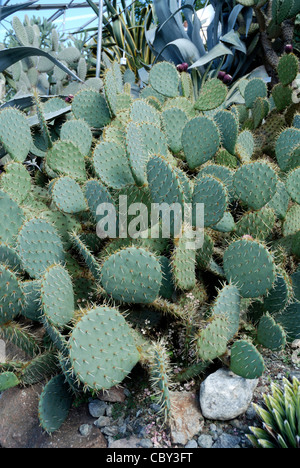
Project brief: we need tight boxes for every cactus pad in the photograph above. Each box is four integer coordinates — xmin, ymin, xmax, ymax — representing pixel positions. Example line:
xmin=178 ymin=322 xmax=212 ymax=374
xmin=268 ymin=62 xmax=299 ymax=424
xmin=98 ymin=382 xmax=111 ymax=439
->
xmin=17 ymin=217 xmax=65 ymax=279
xmin=275 ymin=301 xmax=300 ymax=342
xmin=257 ymin=313 xmax=286 ymax=350
xmin=22 ymin=280 xmax=42 ymax=321
xmin=223 ymin=238 xmax=276 ymax=298
xmin=193 ymin=174 xmax=228 ymax=227
xmin=230 ymin=340 xmax=265 ymax=379
xmin=51 ymin=177 xmax=87 ymax=214
xmin=211 ymin=284 xmax=241 ymax=340
xmin=233 ymin=162 xmax=278 ymax=210
xmin=195 ymin=78 xmax=227 ymax=111
xmin=161 ymin=107 xmax=188 ymax=154
xmin=38 ymin=374 xmax=73 ymax=433
xmin=0 ymin=264 xmax=26 ymax=325
xmin=0 ymin=190 xmax=24 ymax=245
xmin=60 ymin=119 xmax=93 ymax=156
xmin=72 ymin=89 xmax=111 ymax=128
xmin=101 ymin=247 xmax=162 ymax=304
xmin=244 ymin=79 xmax=268 ymax=109
xmin=172 ymin=227 xmax=196 ymax=291
xmin=69 ymin=306 xmax=140 ymax=390
xmin=46 ymin=141 xmax=86 ymax=181
xmin=0 ymin=162 xmax=31 ymax=204
xmin=286 ymin=167 xmax=300 ymax=204
xmin=149 ymin=62 xmax=180 ymax=98
xmin=93 ymin=141 xmax=134 ymax=189
xmin=40 ymin=265 xmax=75 ymax=327
xmin=0 ymin=108 xmax=32 ymax=162
xmin=182 ymin=116 xmax=220 ymax=169
xmin=275 ymin=128 xmax=300 ymax=171
xmin=277 ymin=53 xmax=298 ymax=86
xmin=196 ymin=315 xmax=229 ymax=361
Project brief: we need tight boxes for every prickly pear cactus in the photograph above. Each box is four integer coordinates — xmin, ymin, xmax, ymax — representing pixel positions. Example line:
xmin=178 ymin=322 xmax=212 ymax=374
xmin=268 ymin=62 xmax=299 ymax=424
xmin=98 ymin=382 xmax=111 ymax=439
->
xmin=0 ymin=55 xmax=299 ymax=433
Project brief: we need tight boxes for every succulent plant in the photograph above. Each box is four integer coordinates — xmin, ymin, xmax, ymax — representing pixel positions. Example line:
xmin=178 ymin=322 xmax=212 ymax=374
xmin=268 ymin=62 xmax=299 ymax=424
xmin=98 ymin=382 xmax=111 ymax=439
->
xmin=248 ymin=377 xmax=300 ymax=448
xmin=0 ymin=51 xmax=299 ymax=434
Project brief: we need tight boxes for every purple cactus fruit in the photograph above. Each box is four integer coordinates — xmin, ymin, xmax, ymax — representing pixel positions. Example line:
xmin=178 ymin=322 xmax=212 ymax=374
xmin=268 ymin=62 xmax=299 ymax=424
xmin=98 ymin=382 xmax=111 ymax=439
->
xmin=177 ymin=63 xmax=189 ymax=73
xmin=218 ymin=71 xmax=226 ymax=81
xmin=65 ymin=94 xmax=74 ymax=103
xmin=223 ymin=74 xmax=233 ymax=85
xmin=284 ymin=44 xmax=293 ymax=54
xmin=181 ymin=63 xmax=189 ymax=72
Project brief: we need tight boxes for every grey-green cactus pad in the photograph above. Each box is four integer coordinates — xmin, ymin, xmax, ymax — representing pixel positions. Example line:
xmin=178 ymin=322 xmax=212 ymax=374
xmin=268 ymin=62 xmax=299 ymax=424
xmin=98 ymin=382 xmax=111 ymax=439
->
xmin=230 ymin=340 xmax=265 ymax=379
xmin=40 ymin=265 xmax=75 ymax=327
xmin=182 ymin=117 xmax=220 ymax=169
xmin=51 ymin=177 xmax=87 ymax=214
xmin=0 ymin=190 xmax=24 ymax=245
xmin=149 ymin=62 xmax=180 ymax=98
xmin=0 ymin=108 xmax=32 ymax=162
xmin=223 ymin=238 xmax=276 ymax=298
xmin=101 ymin=247 xmax=162 ymax=304
xmin=0 ymin=264 xmax=26 ymax=325
xmin=17 ymin=217 xmax=65 ymax=279
xmin=93 ymin=141 xmax=134 ymax=189
xmin=69 ymin=306 xmax=140 ymax=390
xmin=233 ymin=162 xmax=278 ymax=210
xmin=193 ymin=174 xmax=228 ymax=227
xmin=72 ymin=89 xmax=111 ymax=128
xmin=38 ymin=375 xmax=73 ymax=433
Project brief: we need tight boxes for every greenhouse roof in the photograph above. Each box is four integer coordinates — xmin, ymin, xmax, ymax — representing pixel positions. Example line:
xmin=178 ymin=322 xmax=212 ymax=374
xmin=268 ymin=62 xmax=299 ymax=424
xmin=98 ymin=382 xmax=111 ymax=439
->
xmin=0 ymin=1 xmax=125 ymax=41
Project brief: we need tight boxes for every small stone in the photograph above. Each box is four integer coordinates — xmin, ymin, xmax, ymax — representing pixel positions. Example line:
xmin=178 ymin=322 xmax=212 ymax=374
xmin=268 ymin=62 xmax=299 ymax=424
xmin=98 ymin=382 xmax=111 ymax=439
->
xmin=150 ymin=403 xmax=161 ymax=413
xmin=88 ymin=400 xmax=107 ymax=418
xmin=138 ymin=439 xmax=153 ymax=448
xmin=108 ymin=436 xmax=140 ymax=448
xmin=245 ymin=406 xmax=257 ymax=420
xmin=119 ymin=423 xmax=127 ymax=436
xmin=94 ymin=416 xmax=112 ymax=428
xmin=289 ymin=371 xmax=300 ymax=382
xmin=185 ymin=440 xmax=198 ymax=448
xmin=97 ymin=387 xmax=125 ymax=403
xmin=200 ymin=368 xmax=258 ymax=421
xmin=127 ymin=424 xmax=133 ymax=433
xmin=101 ymin=425 xmax=119 ymax=437
xmin=79 ymin=424 xmax=92 ymax=437
xmin=198 ymin=434 xmax=213 ymax=448
xmin=106 ymin=406 xmax=113 ymax=418
xmin=213 ymin=433 xmax=241 ymax=449
xmin=230 ymin=419 xmax=244 ymax=430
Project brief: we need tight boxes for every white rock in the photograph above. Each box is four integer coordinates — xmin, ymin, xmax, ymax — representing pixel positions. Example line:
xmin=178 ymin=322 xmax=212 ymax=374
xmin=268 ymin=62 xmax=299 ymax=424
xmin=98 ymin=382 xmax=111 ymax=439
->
xmin=199 ymin=368 xmax=258 ymax=421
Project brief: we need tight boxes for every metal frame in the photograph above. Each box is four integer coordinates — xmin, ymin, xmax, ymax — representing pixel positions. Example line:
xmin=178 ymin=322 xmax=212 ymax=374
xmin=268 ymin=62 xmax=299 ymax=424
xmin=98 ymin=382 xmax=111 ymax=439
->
xmin=0 ymin=1 xmax=136 ymax=74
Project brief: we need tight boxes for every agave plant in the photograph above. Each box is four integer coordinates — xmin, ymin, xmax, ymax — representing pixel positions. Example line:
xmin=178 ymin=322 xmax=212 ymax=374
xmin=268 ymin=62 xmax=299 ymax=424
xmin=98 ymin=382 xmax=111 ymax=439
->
xmin=248 ymin=377 xmax=300 ymax=448
xmin=88 ymin=0 xmax=155 ymax=77
xmin=145 ymin=0 xmax=258 ymax=80
xmin=0 ymin=1 xmax=38 ymax=22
